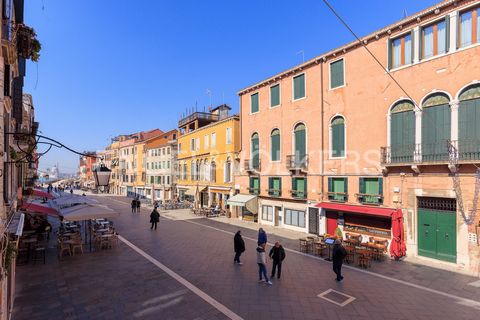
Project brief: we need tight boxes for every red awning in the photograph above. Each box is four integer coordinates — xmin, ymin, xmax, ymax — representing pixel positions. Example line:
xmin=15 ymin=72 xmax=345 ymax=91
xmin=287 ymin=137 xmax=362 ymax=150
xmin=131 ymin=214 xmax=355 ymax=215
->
xmin=21 ymin=202 xmax=59 ymax=217
xmin=32 ymin=189 xmax=55 ymax=199
xmin=316 ymin=202 xmax=395 ymax=218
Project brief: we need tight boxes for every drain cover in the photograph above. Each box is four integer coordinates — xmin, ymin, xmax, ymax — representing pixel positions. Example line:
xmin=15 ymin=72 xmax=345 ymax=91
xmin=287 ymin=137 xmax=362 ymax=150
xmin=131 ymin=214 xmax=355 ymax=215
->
xmin=317 ymin=289 xmax=356 ymax=307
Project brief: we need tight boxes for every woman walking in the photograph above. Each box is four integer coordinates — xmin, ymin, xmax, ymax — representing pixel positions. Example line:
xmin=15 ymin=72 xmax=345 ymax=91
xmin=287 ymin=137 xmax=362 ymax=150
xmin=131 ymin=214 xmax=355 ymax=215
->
xmin=150 ymin=208 xmax=160 ymax=230
xmin=256 ymin=244 xmax=272 ymax=285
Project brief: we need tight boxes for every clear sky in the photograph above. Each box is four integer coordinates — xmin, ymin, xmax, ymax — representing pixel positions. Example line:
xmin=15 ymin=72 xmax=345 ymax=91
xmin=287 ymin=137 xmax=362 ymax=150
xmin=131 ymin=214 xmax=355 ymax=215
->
xmin=25 ymin=0 xmax=440 ymax=174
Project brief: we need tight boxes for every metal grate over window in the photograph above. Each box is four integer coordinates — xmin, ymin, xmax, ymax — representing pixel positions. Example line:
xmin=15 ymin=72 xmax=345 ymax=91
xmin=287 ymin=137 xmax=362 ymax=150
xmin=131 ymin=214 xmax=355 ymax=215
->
xmin=417 ymin=197 xmax=457 ymax=211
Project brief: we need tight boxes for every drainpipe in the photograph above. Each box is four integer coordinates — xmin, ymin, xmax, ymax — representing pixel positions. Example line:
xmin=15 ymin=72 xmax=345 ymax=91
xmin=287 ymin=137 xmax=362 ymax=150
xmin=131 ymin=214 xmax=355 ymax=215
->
xmin=320 ymin=60 xmax=325 ymax=201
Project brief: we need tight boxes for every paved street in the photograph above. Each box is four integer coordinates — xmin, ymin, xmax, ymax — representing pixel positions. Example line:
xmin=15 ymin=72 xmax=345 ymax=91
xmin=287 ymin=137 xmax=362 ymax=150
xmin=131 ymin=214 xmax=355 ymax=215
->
xmin=13 ymin=195 xmax=480 ymax=320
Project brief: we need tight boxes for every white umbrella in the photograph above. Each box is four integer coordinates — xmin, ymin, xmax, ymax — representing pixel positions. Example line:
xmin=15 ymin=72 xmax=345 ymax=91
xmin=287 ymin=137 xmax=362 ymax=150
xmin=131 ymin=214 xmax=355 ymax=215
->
xmin=60 ymin=203 xmax=118 ymax=221
xmin=51 ymin=195 xmax=99 ymax=209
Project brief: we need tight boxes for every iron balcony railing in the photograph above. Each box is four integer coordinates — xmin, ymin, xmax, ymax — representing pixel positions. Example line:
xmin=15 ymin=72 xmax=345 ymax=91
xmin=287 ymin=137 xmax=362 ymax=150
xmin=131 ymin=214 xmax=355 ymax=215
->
xmin=178 ymin=112 xmax=219 ymax=127
xmin=290 ymin=189 xmax=307 ymax=199
xmin=267 ymin=188 xmax=281 ymax=197
xmin=286 ymin=154 xmax=308 ymax=170
xmin=244 ymin=159 xmax=261 ymax=172
xmin=327 ymin=192 xmax=348 ymax=202
xmin=356 ymin=193 xmax=383 ymax=205
xmin=380 ymin=140 xmax=480 ymax=165
xmin=248 ymin=187 xmax=260 ymax=195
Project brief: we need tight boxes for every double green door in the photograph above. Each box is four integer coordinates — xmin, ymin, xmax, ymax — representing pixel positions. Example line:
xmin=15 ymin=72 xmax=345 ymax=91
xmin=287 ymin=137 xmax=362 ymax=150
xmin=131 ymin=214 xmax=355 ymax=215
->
xmin=418 ymin=208 xmax=456 ymax=263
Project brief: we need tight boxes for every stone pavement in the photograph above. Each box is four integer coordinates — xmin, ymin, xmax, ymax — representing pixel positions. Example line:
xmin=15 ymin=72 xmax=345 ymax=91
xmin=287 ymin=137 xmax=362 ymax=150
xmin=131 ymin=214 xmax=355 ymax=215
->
xmin=12 ymin=195 xmax=480 ymax=320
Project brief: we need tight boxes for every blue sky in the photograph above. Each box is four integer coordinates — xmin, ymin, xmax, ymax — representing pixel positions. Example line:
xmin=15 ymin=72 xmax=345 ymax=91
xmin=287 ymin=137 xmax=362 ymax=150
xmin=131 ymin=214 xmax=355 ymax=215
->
xmin=25 ymin=0 xmax=439 ymax=173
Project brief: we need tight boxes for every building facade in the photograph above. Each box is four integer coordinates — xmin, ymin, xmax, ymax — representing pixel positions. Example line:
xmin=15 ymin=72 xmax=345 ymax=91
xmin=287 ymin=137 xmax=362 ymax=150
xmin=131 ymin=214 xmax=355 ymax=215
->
xmin=237 ymin=0 xmax=480 ymax=273
xmin=176 ymin=105 xmax=240 ymax=211
xmin=144 ymin=129 xmax=178 ymax=202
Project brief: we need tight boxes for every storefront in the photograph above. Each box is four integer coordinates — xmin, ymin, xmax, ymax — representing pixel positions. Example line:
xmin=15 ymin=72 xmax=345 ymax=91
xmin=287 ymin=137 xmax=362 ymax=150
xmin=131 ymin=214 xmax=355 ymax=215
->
xmin=317 ymin=202 xmax=396 ymax=244
xmin=227 ymin=194 xmax=258 ymax=222
xmin=209 ymin=187 xmax=232 ymax=210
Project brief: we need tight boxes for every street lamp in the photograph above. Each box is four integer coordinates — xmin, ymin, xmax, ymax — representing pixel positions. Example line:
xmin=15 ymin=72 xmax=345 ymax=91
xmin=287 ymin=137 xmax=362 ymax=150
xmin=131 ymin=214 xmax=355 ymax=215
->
xmin=93 ymin=163 xmax=112 ymax=187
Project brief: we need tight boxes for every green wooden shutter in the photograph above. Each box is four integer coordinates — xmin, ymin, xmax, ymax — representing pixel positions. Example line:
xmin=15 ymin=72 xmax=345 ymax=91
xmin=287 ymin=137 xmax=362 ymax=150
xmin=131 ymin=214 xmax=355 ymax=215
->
xmin=293 ymin=74 xmax=305 ymax=100
xmin=379 ymin=178 xmax=383 ymax=195
xmin=332 ymin=122 xmax=345 ymax=157
xmin=328 ymin=177 xmax=333 ymax=192
xmin=295 ymin=127 xmax=306 ymax=161
xmin=271 ymin=131 xmax=280 ymax=161
xmin=271 ymin=85 xmax=280 ymax=107
xmin=252 ymin=135 xmax=260 ymax=168
xmin=251 ymin=93 xmax=259 ymax=113
xmin=304 ymin=178 xmax=307 ymax=199
xmin=359 ymin=178 xmax=365 ymax=194
xmin=387 ymin=39 xmax=392 ymax=70
xmin=291 ymin=178 xmax=296 ymax=197
xmin=419 ymin=30 xmax=423 ymax=61
xmin=422 ymin=103 xmax=451 ymax=161
xmin=297 ymin=178 xmax=306 ymax=198
xmin=344 ymin=177 xmax=348 ymax=200
xmin=330 ymin=59 xmax=344 ymax=88
xmin=268 ymin=177 xmax=272 ymax=192
xmin=445 ymin=15 xmax=450 ymax=52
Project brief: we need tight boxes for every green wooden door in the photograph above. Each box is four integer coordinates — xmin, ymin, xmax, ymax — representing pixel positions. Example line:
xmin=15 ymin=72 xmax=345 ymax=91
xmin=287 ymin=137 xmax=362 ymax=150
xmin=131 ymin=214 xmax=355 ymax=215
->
xmin=294 ymin=125 xmax=306 ymax=166
xmin=418 ymin=208 xmax=456 ymax=263
xmin=251 ymin=134 xmax=259 ymax=169
xmin=422 ymin=104 xmax=450 ymax=161
xmin=459 ymin=98 xmax=480 ymax=160
xmin=391 ymin=110 xmax=415 ymax=163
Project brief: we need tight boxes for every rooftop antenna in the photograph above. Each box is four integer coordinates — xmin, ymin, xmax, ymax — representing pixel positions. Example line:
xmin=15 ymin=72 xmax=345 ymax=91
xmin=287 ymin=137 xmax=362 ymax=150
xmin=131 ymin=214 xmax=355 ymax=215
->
xmin=296 ymin=50 xmax=305 ymax=63
xmin=206 ymin=89 xmax=212 ymax=108
xmin=402 ymin=9 xmax=408 ymax=19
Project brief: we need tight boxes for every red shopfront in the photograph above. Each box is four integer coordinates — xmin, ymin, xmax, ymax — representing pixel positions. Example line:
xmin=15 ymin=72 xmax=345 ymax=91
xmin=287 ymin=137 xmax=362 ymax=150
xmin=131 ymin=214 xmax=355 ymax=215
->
xmin=319 ymin=202 xmax=395 ymax=241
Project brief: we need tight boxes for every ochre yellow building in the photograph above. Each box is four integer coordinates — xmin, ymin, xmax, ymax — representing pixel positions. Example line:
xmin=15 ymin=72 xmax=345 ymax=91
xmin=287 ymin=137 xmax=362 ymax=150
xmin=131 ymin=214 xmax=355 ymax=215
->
xmin=176 ymin=105 xmax=239 ymax=211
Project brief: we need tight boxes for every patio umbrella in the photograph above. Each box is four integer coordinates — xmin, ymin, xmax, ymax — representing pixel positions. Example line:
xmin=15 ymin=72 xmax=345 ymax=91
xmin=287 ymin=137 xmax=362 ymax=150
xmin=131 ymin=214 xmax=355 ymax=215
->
xmin=50 ymin=195 xmax=99 ymax=209
xmin=390 ymin=209 xmax=406 ymax=260
xmin=60 ymin=203 xmax=118 ymax=222
xmin=20 ymin=202 xmax=59 ymax=217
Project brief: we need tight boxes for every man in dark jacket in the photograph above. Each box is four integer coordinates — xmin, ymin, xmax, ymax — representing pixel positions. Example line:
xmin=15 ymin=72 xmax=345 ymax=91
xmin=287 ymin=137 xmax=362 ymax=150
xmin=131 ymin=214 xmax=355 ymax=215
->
xmin=233 ymin=231 xmax=245 ymax=265
xmin=131 ymin=199 xmax=137 ymax=213
xmin=332 ymin=239 xmax=347 ymax=281
xmin=136 ymin=197 xmax=141 ymax=212
xmin=269 ymin=241 xmax=286 ymax=279
xmin=150 ymin=208 xmax=160 ymax=230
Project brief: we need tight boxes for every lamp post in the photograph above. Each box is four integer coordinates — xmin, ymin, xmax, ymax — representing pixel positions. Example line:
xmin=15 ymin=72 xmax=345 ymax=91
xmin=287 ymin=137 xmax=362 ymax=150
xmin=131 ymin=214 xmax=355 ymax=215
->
xmin=93 ymin=162 xmax=112 ymax=192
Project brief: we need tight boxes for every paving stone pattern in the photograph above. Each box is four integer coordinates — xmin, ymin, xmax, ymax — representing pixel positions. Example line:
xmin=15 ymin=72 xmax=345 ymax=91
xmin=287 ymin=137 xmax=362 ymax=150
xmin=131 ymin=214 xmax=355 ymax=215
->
xmin=12 ymin=195 xmax=480 ymax=320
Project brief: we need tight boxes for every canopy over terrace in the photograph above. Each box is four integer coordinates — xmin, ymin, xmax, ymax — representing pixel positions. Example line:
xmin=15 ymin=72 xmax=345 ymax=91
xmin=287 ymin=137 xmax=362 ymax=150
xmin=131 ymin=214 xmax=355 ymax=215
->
xmin=226 ymin=194 xmax=258 ymax=214
xmin=60 ymin=204 xmax=118 ymax=222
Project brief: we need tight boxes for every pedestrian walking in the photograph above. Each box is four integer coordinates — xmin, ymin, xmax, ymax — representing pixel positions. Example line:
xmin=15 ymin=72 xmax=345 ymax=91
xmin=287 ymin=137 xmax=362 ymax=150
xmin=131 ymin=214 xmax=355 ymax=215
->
xmin=131 ymin=199 xmax=137 ymax=213
xmin=269 ymin=241 xmax=286 ymax=279
xmin=257 ymin=228 xmax=267 ymax=246
xmin=332 ymin=239 xmax=347 ymax=282
xmin=136 ymin=197 xmax=141 ymax=213
xmin=256 ymin=244 xmax=272 ymax=285
xmin=150 ymin=208 xmax=160 ymax=230
xmin=70 ymin=188 xmax=74 ymax=195
xmin=233 ymin=231 xmax=245 ymax=265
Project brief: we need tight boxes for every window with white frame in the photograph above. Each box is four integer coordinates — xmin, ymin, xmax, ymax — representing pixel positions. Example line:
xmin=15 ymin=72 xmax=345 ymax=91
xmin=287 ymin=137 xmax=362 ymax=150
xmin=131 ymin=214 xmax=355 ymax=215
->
xmin=389 ymin=33 xmax=412 ymax=69
xmin=284 ymin=209 xmax=305 ymax=228
xmin=459 ymin=8 xmax=480 ymax=48
xmin=421 ymin=18 xmax=448 ymax=60
xmin=211 ymin=132 xmax=217 ymax=148
xmin=330 ymin=59 xmax=345 ymax=88
xmin=190 ymin=139 xmax=195 ymax=151
xmin=261 ymin=205 xmax=273 ymax=222
xmin=204 ymin=135 xmax=209 ymax=149
xmin=293 ymin=73 xmax=305 ymax=100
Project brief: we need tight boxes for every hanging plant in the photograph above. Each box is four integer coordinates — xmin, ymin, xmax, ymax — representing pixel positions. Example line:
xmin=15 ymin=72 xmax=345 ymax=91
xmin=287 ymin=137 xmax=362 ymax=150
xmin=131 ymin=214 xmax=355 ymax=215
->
xmin=4 ymin=242 xmax=17 ymax=272
xmin=30 ymin=38 xmax=41 ymax=62
xmin=9 ymin=146 xmax=18 ymax=160
xmin=16 ymin=24 xmax=41 ymax=62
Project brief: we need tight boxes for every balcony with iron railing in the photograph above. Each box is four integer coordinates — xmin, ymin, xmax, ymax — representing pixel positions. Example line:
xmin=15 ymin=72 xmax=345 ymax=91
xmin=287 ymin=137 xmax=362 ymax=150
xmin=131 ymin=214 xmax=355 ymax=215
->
xmin=267 ymin=188 xmax=281 ymax=197
xmin=244 ymin=159 xmax=261 ymax=173
xmin=327 ymin=192 xmax=348 ymax=202
xmin=248 ymin=187 xmax=260 ymax=195
xmin=356 ymin=193 xmax=383 ymax=205
xmin=286 ymin=154 xmax=308 ymax=172
xmin=290 ymin=189 xmax=307 ymax=200
xmin=178 ymin=112 xmax=219 ymax=128
xmin=380 ymin=140 xmax=480 ymax=166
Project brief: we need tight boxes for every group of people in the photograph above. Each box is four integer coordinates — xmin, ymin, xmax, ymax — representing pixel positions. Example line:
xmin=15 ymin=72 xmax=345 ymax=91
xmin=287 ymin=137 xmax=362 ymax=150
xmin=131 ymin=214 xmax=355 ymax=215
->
xmin=233 ymin=227 xmax=348 ymax=284
xmin=131 ymin=197 xmax=142 ymax=213
xmin=233 ymin=228 xmax=286 ymax=286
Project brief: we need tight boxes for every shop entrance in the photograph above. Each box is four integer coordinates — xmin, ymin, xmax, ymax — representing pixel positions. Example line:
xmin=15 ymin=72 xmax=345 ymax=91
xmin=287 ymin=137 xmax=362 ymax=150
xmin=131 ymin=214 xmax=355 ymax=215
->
xmin=326 ymin=211 xmax=338 ymax=235
xmin=308 ymin=207 xmax=319 ymax=234
xmin=417 ymin=197 xmax=456 ymax=263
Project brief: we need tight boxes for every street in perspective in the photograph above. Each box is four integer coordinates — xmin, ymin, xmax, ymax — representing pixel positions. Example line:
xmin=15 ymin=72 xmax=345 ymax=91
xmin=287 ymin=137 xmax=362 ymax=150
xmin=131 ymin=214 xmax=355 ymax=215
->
xmin=1 ymin=0 xmax=480 ymax=319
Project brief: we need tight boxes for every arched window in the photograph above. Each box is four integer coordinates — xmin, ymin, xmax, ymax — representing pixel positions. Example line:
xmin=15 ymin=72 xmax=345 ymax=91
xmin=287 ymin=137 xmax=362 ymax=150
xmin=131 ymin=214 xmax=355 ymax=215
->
xmin=422 ymin=93 xmax=450 ymax=161
xmin=204 ymin=159 xmax=209 ymax=182
xmin=331 ymin=116 xmax=345 ymax=158
xmin=459 ymin=84 xmax=480 ymax=158
xmin=270 ymin=129 xmax=280 ymax=161
xmin=183 ymin=163 xmax=187 ymax=180
xmin=224 ymin=157 xmax=232 ymax=183
xmin=251 ymin=133 xmax=260 ymax=169
xmin=210 ymin=161 xmax=217 ymax=182
xmin=196 ymin=160 xmax=200 ymax=181
xmin=293 ymin=123 xmax=306 ymax=166
xmin=390 ymin=100 xmax=415 ymax=163
xmin=199 ymin=160 xmax=204 ymax=181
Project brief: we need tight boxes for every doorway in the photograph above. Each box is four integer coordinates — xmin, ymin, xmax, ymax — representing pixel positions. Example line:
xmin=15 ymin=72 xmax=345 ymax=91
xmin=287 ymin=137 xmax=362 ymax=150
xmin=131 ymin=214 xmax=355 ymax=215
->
xmin=308 ymin=207 xmax=319 ymax=234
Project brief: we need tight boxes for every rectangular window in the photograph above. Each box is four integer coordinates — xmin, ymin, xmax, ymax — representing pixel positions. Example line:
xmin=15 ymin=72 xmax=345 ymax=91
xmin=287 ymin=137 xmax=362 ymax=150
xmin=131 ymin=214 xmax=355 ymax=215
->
xmin=293 ymin=73 xmax=305 ymax=100
xmin=390 ymin=33 xmax=413 ymax=68
xmin=270 ymin=84 xmax=280 ymax=107
xmin=204 ymin=135 xmax=209 ymax=149
xmin=251 ymin=93 xmax=259 ymax=113
xmin=330 ymin=59 xmax=345 ymax=89
xmin=460 ymin=10 xmax=473 ymax=47
xmin=178 ymin=143 xmax=182 ymax=154
xmin=284 ymin=209 xmax=305 ymax=228
xmin=167 ymin=147 xmax=170 ymax=154
xmin=195 ymin=138 xmax=200 ymax=151
xmin=211 ymin=132 xmax=216 ymax=148
xmin=190 ymin=139 xmax=195 ymax=151
xmin=328 ymin=177 xmax=348 ymax=202
xmin=226 ymin=127 xmax=232 ymax=144
xmin=249 ymin=177 xmax=260 ymax=195
xmin=358 ymin=177 xmax=383 ymax=205
xmin=291 ymin=177 xmax=307 ymax=199
xmin=268 ymin=177 xmax=281 ymax=197
xmin=262 ymin=205 xmax=273 ymax=222
xmin=421 ymin=19 xmax=447 ymax=60
xmin=167 ymin=176 xmax=170 ymax=185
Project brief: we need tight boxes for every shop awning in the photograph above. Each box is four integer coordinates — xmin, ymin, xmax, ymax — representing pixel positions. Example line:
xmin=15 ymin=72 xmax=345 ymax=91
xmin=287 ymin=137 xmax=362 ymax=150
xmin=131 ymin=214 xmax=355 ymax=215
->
xmin=184 ymin=188 xmax=196 ymax=196
xmin=227 ymin=194 xmax=258 ymax=214
xmin=7 ymin=212 xmax=25 ymax=236
xmin=32 ymin=189 xmax=55 ymax=199
xmin=21 ymin=202 xmax=60 ymax=217
xmin=316 ymin=202 xmax=395 ymax=218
